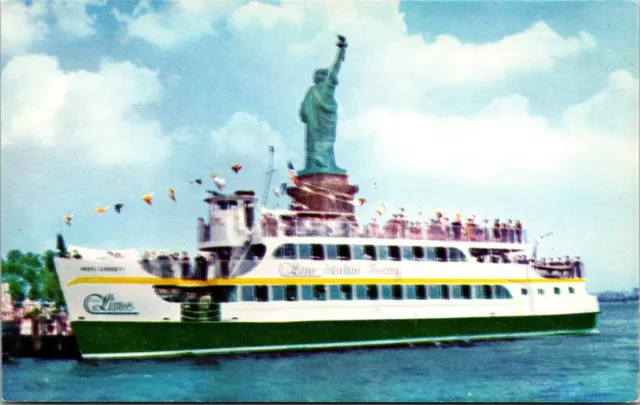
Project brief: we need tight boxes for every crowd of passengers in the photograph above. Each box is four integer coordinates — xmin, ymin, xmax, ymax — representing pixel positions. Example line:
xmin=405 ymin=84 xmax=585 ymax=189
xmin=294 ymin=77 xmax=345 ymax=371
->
xmin=141 ymin=250 xmax=212 ymax=280
xmin=534 ymin=256 xmax=584 ymax=278
xmin=259 ymin=211 xmax=524 ymax=243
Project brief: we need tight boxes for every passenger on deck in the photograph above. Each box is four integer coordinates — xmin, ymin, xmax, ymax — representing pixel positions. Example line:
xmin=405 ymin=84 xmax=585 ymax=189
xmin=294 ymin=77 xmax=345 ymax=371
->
xmin=515 ymin=219 xmax=523 ymax=243
xmin=507 ymin=220 xmax=515 ymax=243
xmin=493 ymin=219 xmax=501 ymax=241
xmin=196 ymin=255 xmax=208 ymax=280
xmin=465 ymin=218 xmax=475 ymax=241
xmin=370 ymin=218 xmax=380 ymax=237
xmin=451 ymin=213 xmax=462 ymax=241
xmin=142 ymin=251 xmax=151 ymax=273
xmin=72 ymin=250 xmax=82 ymax=259
xmin=442 ymin=216 xmax=451 ymax=240
xmin=500 ymin=222 xmax=508 ymax=243
xmin=181 ymin=251 xmax=191 ymax=279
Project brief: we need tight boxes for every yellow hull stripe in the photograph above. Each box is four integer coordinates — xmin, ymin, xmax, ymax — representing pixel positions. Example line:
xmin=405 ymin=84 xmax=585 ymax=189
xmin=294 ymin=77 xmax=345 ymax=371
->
xmin=67 ymin=277 xmax=586 ymax=287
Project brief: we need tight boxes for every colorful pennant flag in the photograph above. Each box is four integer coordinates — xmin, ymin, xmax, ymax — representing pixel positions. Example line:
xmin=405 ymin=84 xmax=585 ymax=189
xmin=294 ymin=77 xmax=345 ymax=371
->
xmin=358 ymin=198 xmax=366 ymax=206
xmin=231 ymin=164 xmax=243 ymax=174
xmin=142 ymin=193 xmax=153 ymax=206
xmin=381 ymin=202 xmax=387 ymax=211
xmin=215 ymin=177 xmax=226 ymax=191
xmin=94 ymin=206 xmax=109 ymax=215
xmin=280 ymin=182 xmax=288 ymax=196
xmin=63 ymin=215 xmax=73 ymax=226
xmin=287 ymin=161 xmax=299 ymax=187
xmin=376 ymin=208 xmax=383 ymax=216
xmin=417 ymin=210 xmax=423 ymax=217
xmin=169 ymin=188 xmax=176 ymax=202
xmin=194 ymin=179 xmax=202 ymax=185
xmin=115 ymin=203 xmax=124 ymax=214
xmin=273 ymin=187 xmax=280 ymax=197
xmin=210 ymin=173 xmax=217 ymax=179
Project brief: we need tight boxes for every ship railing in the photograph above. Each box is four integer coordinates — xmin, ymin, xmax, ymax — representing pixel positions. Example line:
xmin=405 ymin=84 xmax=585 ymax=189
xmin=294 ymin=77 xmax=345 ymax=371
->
xmin=256 ymin=218 xmax=528 ymax=244
xmin=180 ymin=301 xmax=220 ymax=322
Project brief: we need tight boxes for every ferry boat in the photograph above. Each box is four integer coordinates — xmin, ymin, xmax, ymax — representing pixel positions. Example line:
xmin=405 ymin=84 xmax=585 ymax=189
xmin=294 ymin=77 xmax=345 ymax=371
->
xmin=53 ymin=188 xmax=600 ymax=360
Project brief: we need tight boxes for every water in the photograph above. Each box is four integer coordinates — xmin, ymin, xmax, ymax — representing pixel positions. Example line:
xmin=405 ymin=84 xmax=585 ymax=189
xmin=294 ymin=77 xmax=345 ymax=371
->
xmin=3 ymin=302 xmax=638 ymax=402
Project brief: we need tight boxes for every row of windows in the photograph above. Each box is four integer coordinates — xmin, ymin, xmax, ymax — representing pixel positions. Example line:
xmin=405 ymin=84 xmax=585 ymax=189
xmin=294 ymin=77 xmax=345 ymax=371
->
xmin=205 ymin=284 xmax=514 ymax=303
xmin=273 ymin=244 xmax=468 ymax=262
xmin=521 ymin=286 xmax=576 ymax=296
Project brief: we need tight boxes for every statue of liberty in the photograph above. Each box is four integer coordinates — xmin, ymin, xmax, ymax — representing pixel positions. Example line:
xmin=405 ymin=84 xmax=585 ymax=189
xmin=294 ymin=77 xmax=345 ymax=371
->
xmin=298 ymin=35 xmax=348 ymax=176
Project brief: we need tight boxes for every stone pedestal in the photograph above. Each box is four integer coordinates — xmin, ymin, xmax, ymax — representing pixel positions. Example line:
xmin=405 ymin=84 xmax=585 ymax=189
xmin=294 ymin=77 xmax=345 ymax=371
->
xmin=286 ymin=173 xmax=359 ymax=214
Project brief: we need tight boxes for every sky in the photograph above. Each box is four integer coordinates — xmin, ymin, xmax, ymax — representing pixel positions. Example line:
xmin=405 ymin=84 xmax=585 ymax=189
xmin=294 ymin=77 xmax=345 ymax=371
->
xmin=1 ymin=0 xmax=638 ymax=293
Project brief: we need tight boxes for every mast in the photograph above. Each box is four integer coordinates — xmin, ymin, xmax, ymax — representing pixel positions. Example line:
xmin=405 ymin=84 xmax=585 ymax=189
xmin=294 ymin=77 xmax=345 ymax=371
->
xmin=262 ymin=146 xmax=276 ymax=207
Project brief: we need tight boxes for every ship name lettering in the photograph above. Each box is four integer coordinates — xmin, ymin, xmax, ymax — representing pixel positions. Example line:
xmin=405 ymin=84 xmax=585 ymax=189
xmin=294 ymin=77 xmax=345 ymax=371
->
xmin=323 ymin=264 xmax=361 ymax=276
xmin=83 ymin=293 xmax=139 ymax=315
xmin=278 ymin=263 xmax=319 ymax=278
xmin=366 ymin=264 xmax=401 ymax=280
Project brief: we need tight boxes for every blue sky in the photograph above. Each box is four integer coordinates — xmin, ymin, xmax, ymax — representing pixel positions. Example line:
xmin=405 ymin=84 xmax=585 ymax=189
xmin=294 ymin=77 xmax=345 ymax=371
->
xmin=1 ymin=0 xmax=638 ymax=292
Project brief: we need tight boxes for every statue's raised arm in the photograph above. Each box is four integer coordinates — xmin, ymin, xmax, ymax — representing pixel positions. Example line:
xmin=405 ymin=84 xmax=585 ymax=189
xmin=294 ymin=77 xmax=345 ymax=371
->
xmin=328 ymin=35 xmax=348 ymax=84
xmin=298 ymin=35 xmax=348 ymax=176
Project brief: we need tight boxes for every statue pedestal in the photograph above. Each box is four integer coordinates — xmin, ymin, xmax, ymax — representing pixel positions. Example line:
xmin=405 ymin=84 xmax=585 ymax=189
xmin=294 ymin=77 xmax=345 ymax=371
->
xmin=287 ymin=173 xmax=359 ymax=214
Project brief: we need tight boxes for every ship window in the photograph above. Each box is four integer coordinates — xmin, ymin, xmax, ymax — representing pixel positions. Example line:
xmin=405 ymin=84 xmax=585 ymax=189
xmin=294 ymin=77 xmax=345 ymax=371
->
xmin=392 ymin=285 xmax=403 ymax=300
xmin=326 ymin=244 xmax=338 ymax=260
xmin=341 ymin=285 xmax=353 ymax=300
xmin=402 ymin=246 xmax=413 ymax=260
xmin=569 ymin=287 xmax=575 ymax=294
xmin=452 ymin=285 xmax=471 ymax=299
xmin=382 ymin=285 xmax=392 ymax=300
xmin=448 ymin=248 xmax=467 ymax=262
xmin=208 ymin=286 xmax=238 ymax=303
xmin=313 ymin=285 xmax=327 ymax=301
xmin=215 ymin=200 xmax=229 ymax=211
xmin=495 ymin=286 xmax=513 ymax=299
xmin=416 ymin=285 xmax=427 ymax=300
xmin=475 ymin=285 xmax=493 ymax=299
xmin=378 ymin=246 xmax=389 ymax=260
xmin=302 ymin=285 xmax=314 ymax=301
xmin=521 ymin=288 xmax=528 ymax=296
xmin=364 ymin=245 xmax=377 ymax=260
xmin=311 ymin=244 xmax=324 ymax=260
xmin=426 ymin=247 xmax=437 ymax=261
xmin=356 ymin=285 xmax=367 ymax=300
xmin=554 ymin=287 xmax=561 ymax=295
xmin=538 ymin=288 xmax=545 ymax=296
xmin=337 ymin=245 xmax=351 ymax=261
xmin=271 ymin=286 xmax=285 ymax=301
xmin=298 ymin=244 xmax=311 ymax=260
xmin=247 ymin=244 xmax=266 ymax=260
xmin=274 ymin=244 xmax=296 ymax=259
xmin=366 ymin=285 xmax=379 ymax=300
xmin=255 ymin=285 xmax=269 ymax=302
xmin=285 ymin=285 xmax=298 ymax=301
xmin=329 ymin=285 xmax=341 ymax=300
xmin=406 ymin=285 xmax=417 ymax=299
xmin=436 ymin=247 xmax=448 ymax=262
xmin=353 ymin=245 xmax=365 ymax=260
xmin=241 ymin=286 xmax=255 ymax=302
xmin=413 ymin=246 xmax=425 ymax=260
xmin=442 ymin=285 xmax=450 ymax=299
xmin=429 ymin=285 xmax=442 ymax=299
xmin=389 ymin=246 xmax=401 ymax=261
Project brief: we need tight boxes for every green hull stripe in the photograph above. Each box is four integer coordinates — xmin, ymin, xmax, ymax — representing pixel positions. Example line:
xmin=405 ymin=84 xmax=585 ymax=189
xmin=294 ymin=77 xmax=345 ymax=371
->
xmin=82 ymin=328 xmax=598 ymax=360
xmin=72 ymin=312 xmax=599 ymax=360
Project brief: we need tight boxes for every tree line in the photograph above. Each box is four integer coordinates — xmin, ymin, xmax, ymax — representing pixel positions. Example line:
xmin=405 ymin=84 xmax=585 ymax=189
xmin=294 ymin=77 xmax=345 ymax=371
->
xmin=1 ymin=249 xmax=66 ymax=308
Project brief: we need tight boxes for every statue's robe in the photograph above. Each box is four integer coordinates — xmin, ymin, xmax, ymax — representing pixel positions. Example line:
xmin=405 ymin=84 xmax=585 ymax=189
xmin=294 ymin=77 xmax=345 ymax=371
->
xmin=299 ymin=76 xmax=346 ymax=175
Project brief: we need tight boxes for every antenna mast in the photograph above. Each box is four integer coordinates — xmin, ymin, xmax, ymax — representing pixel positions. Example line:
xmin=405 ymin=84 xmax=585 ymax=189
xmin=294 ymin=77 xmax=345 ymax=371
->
xmin=262 ymin=146 xmax=276 ymax=207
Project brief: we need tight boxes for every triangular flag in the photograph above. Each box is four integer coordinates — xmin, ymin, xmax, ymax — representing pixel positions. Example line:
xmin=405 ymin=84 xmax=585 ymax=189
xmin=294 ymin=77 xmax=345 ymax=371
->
xmin=358 ymin=198 xmax=366 ymax=206
xmin=280 ymin=182 xmax=287 ymax=195
xmin=376 ymin=208 xmax=383 ymax=216
xmin=417 ymin=210 xmax=423 ymax=217
xmin=142 ymin=193 xmax=153 ymax=206
xmin=169 ymin=188 xmax=176 ymax=202
xmin=273 ymin=187 xmax=280 ymax=197
xmin=231 ymin=164 xmax=243 ymax=174
xmin=194 ymin=179 xmax=202 ymax=185
xmin=115 ymin=203 xmax=124 ymax=214
xmin=287 ymin=161 xmax=299 ymax=187
xmin=63 ymin=215 xmax=73 ymax=226
xmin=210 ymin=173 xmax=217 ymax=179
xmin=94 ymin=206 xmax=109 ymax=215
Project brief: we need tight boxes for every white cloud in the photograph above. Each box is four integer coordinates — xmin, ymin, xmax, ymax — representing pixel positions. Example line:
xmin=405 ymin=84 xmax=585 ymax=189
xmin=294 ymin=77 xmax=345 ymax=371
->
xmin=116 ymin=0 xmax=242 ymax=48
xmin=340 ymin=70 xmax=638 ymax=186
xmin=211 ymin=111 xmax=290 ymax=160
xmin=1 ymin=0 xmax=48 ymax=54
xmin=51 ymin=0 xmax=105 ymax=38
xmin=227 ymin=2 xmax=597 ymax=110
xmin=1 ymin=54 xmax=172 ymax=166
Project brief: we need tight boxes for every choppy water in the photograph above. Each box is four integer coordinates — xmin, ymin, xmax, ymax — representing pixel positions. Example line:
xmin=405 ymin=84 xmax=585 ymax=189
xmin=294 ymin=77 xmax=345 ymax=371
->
xmin=3 ymin=302 xmax=638 ymax=402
